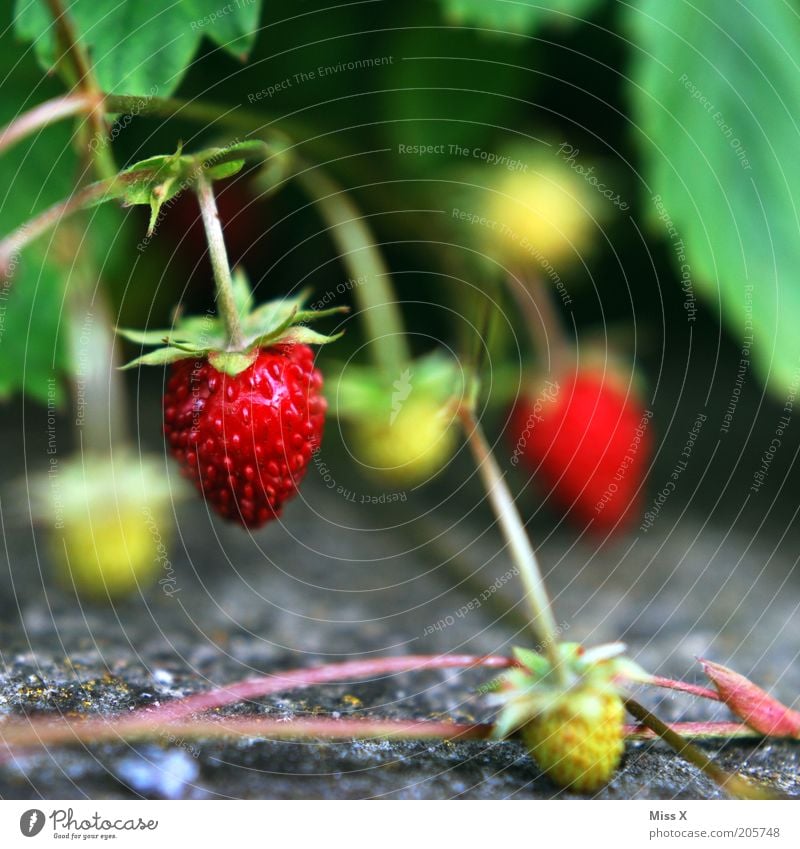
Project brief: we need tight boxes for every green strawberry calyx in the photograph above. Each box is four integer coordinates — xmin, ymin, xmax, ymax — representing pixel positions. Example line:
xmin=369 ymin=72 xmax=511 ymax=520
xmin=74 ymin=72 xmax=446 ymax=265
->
xmin=117 ymin=270 xmax=347 ymax=376
xmin=487 ymin=642 xmax=649 ymax=740
xmin=330 ymin=349 xmax=465 ymax=421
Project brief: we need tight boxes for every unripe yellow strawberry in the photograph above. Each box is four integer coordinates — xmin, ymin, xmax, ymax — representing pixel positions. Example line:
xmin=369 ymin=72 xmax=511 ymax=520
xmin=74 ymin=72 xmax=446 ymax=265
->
xmin=352 ymin=395 xmax=457 ymax=485
xmin=462 ymin=145 xmax=606 ymax=264
xmin=522 ymin=686 xmax=625 ymax=793
xmin=33 ymin=453 xmax=177 ymax=600
xmin=53 ymin=503 xmax=165 ymax=599
xmin=478 ymin=149 xmax=599 ymax=267
xmin=490 ymin=644 xmax=643 ymax=794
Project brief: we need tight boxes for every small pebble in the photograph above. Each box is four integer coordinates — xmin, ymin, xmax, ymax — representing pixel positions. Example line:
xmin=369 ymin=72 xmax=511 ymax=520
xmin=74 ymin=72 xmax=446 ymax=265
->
xmin=115 ymin=746 xmax=199 ymax=799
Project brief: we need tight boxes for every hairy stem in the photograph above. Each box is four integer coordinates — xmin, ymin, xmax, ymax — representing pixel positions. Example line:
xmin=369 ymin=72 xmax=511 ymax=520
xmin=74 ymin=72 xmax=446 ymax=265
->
xmin=458 ymin=406 xmax=564 ymax=678
xmin=0 ymin=716 xmax=494 ymax=757
xmin=195 ymin=174 xmax=244 ymax=349
xmin=648 ymin=675 xmax=720 ymax=702
xmin=294 ymin=163 xmax=409 ymax=376
xmin=45 ymin=0 xmax=116 ymax=181
xmin=624 ymin=698 xmax=778 ymax=800
xmin=0 ymin=93 xmax=98 ymax=156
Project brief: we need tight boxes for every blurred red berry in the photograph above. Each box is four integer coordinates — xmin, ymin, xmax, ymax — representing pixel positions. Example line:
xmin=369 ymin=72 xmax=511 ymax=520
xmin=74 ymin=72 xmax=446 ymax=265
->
xmin=510 ymin=371 xmax=651 ymax=530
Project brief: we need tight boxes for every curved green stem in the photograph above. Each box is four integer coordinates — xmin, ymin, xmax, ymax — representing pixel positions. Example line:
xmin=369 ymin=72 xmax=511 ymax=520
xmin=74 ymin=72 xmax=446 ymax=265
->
xmin=195 ymin=174 xmax=244 ymax=350
xmin=294 ymin=163 xmax=409 ymax=376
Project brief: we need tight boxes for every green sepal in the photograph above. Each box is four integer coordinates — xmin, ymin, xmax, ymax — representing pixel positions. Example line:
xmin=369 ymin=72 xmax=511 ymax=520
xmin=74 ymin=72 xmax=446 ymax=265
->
xmin=208 ymin=350 xmax=259 ymax=376
xmin=512 ymin=647 xmax=552 ymax=679
xmin=281 ymin=327 xmax=345 ymax=346
xmin=120 ymin=347 xmax=202 ymax=370
xmin=119 ymin=140 xmax=270 ymax=234
xmin=331 ymin=350 xmax=463 ymax=420
xmin=486 ymin=641 xmax=648 ymax=742
xmin=232 ymin=267 xmax=255 ymax=320
xmin=118 ymin=270 xmax=347 ymax=375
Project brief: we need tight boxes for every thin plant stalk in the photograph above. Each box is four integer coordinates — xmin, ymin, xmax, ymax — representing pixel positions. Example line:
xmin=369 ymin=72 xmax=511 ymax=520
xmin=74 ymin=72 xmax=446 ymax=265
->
xmin=624 ymin=698 xmax=778 ymax=800
xmin=508 ymin=268 xmax=570 ymax=374
xmin=458 ymin=405 xmax=565 ymax=679
xmin=0 ymin=93 xmax=100 ymax=155
xmin=294 ymin=163 xmax=409 ymax=376
xmin=45 ymin=0 xmax=116 ymax=181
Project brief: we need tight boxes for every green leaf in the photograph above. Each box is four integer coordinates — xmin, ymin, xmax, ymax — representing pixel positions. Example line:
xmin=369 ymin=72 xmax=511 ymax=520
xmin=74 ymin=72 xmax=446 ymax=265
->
xmin=440 ymin=0 xmax=603 ymax=33
xmin=15 ymin=0 xmax=204 ymax=96
xmin=0 ymin=33 xmax=78 ymax=401
xmin=182 ymin=0 xmax=261 ymax=59
xmin=628 ymin=0 xmax=800 ymax=396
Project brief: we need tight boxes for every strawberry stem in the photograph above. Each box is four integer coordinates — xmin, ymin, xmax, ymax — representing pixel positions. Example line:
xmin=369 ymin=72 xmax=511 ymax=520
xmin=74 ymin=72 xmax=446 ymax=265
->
xmin=624 ymin=698 xmax=779 ymax=799
xmin=295 ymin=163 xmax=410 ymax=376
xmin=0 ymin=93 xmax=100 ymax=156
xmin=1 ymin=714 xmax=761 ymax=762
xmin=145 ymin=653 xmax=512 ymax=722
xmin=458 ymin=406 xmax=566 ymax=681
xmin=195 ymin=173 xmax=245 ymax=350
xmin=508 ymin=269 xmax=571 ymax=375
xmin=45 ymin=0 xmax=116 ymax=182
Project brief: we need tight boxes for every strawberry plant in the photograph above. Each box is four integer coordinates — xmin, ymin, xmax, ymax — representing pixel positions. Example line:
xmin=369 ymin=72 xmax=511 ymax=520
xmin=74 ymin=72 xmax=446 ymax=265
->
xmin=0 ymin=0 xmax=799 ymax=805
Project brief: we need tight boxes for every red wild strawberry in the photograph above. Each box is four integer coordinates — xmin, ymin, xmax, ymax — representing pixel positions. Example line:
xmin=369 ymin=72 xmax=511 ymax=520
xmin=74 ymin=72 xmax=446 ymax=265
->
xmin=510 ymin=370 xmax=651 ymax=530
xmin=163 ymin=344 xmax=325 ymax=528
xmin=120 ymin=274 xmax=343 ymax=529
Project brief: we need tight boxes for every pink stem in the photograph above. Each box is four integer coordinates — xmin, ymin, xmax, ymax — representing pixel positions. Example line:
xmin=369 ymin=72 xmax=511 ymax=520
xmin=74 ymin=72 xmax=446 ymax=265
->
xmin=0 ymin=716 xmax=494 ymax=757
xmin=0 ymin=714 xmax=759 ymax=764
xmin=144 ymin=654 xmax=514 ymax=723
xmin=648 ymin=675 xmax=720 ymax=702
xmin=0 ymin=92 xmax=99 ymax=155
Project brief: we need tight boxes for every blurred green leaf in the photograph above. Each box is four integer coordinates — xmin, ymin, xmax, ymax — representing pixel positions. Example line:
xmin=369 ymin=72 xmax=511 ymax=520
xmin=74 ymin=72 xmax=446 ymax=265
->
xmin=0 ymin=5 xmax=133 ymax=403
xmin=440 ymin=0 xmax=603 ymax=33
xmin=0 ymin=49 xmax=75 ymax=404
xmin=14 ymin=0 xmax=262 ymax=97
xmin=182 ymin=0 xmax=261 ymax=59
xmin=629 ymin=0 xmax=800 ymax=395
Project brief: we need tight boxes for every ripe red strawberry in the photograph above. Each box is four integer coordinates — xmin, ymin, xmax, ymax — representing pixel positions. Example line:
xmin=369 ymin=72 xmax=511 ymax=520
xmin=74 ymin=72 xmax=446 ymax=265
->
xmin=163 ymin=344 xmax=325 ymax=528
xmin=510 ymin=370 xmax=651 ymax=530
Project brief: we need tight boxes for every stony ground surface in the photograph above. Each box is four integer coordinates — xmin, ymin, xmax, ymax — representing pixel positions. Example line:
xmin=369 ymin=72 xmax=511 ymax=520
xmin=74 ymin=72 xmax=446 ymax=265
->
xmin=0 ymin=378 xmax=799 ymax=799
